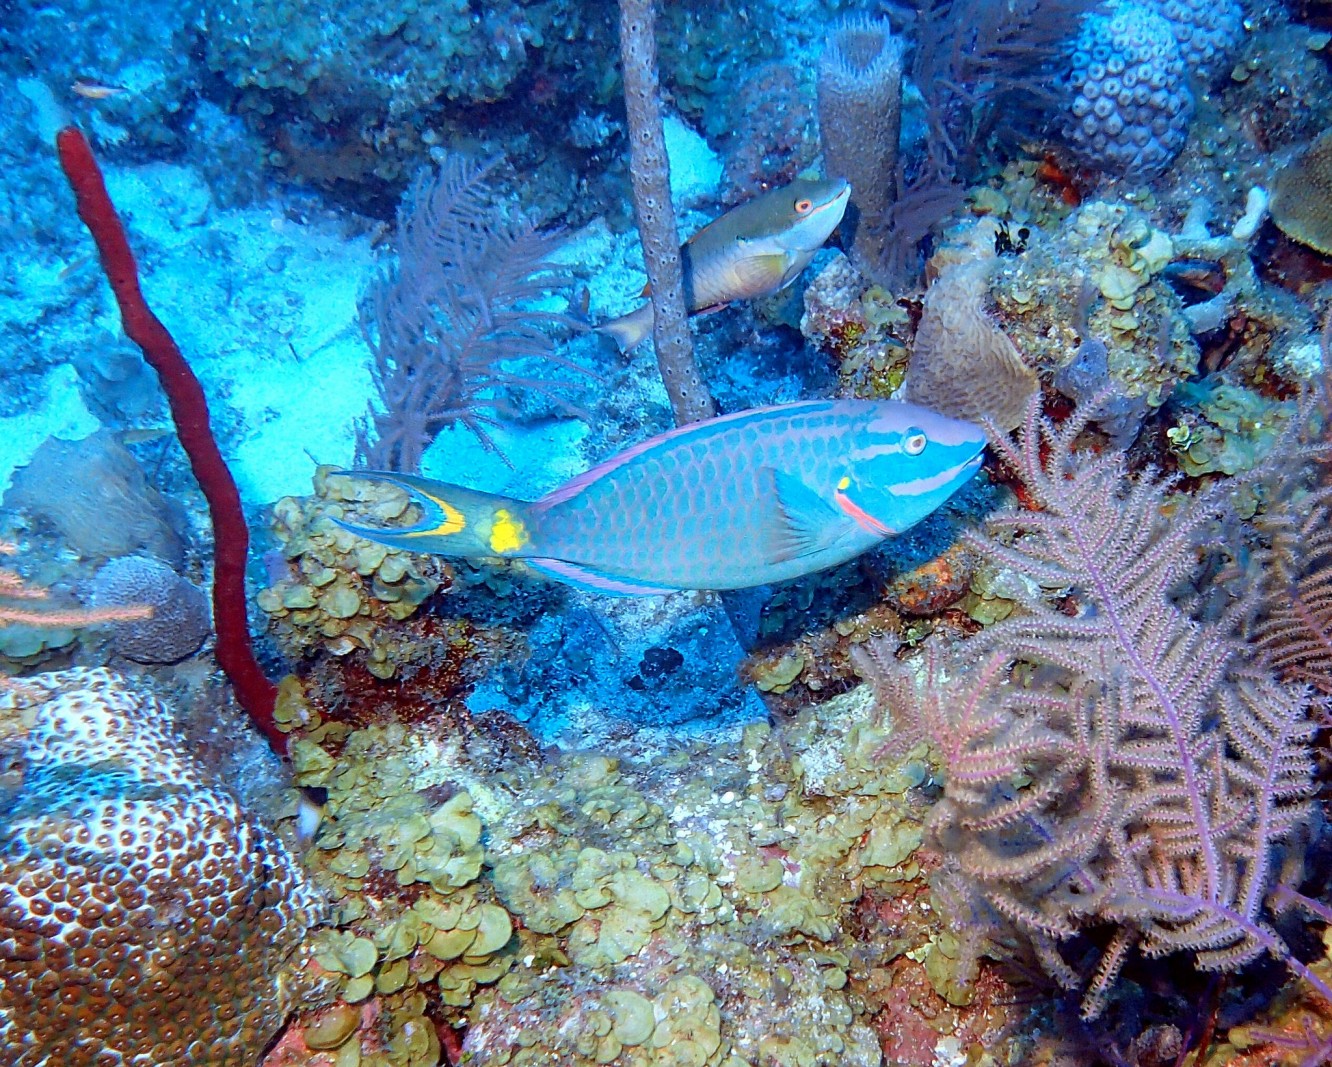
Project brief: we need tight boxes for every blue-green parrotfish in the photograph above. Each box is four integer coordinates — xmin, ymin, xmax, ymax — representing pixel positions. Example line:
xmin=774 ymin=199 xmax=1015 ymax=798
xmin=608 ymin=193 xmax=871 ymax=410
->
xmin=597 ymin=177 xmax=852 ymax=351
xmin=334 ymin=400 xmax=985 ymax=595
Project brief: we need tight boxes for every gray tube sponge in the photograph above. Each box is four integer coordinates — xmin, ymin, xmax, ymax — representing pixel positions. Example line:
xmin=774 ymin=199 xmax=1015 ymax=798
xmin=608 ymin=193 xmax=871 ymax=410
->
xmin=617 ymin=0 xmax=715 ymax=426
xmin=817 ymin=16 xmax=903 ymax=283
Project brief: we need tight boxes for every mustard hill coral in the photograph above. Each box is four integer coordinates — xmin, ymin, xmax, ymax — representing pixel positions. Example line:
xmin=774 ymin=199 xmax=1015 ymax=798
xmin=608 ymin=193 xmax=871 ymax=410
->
xmin=258 ymin=467 xmax=448 ymax=678
xmin=990 ymin=198 xmax=1197 ymax=407
xmin=0 ymin=668 xmax=323 ymax=1066
xmin=285 ymin=719 xmax=524 ymax=1065
xmin=281 ymin=671 xmax=1032 ymax=1066
xmin=801 ymin=253 xmax=912 ymax=397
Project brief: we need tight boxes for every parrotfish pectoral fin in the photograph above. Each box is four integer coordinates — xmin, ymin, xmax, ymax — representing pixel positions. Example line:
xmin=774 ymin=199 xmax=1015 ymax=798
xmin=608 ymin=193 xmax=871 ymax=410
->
xmin=525 ymin=558 xmax=680 ymax=596
xmin=834 ymin=488 xmax=895 ymax=538
xmin=731 ymin=252 xmax=794 ymax=295
xmin=759 ymin=468 xmax=859 ymax=564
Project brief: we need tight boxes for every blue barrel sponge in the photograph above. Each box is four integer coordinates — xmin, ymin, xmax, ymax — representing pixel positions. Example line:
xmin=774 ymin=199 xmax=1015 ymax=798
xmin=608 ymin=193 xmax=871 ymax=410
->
xmin=1064 ymin=1 xmax=1194 ymax=180
xmin=817 ymin=15 xmax=903 ymax=281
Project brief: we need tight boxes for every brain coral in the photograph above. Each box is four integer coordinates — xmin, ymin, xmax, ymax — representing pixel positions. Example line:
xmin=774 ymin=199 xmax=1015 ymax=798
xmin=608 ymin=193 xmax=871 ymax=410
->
xmin=91 ymin=555 xmax=211 ymax=664
xmin=0 ymin=668 xmax=323 ymax=1066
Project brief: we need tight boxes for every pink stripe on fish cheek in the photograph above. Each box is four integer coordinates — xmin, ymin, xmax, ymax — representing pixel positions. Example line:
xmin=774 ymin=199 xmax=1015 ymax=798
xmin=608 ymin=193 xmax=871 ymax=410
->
xmin=835 ymin=490 xmax=894 ymax=537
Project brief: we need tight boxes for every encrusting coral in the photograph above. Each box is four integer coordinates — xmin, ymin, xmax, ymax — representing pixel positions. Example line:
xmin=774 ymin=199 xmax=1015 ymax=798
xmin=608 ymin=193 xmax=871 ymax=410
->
xmin=259 ymin=467 xmax=450 ymax=678
xmin=989 ymin=198 xmax=1197 ymax=412
xmin=275 ymin=665 xmax=1033 ymax=1066
xmin=0 ymin=668 xmax=324 ymax=1066
xmin=0 ymin=539 xmax=152 ymax=676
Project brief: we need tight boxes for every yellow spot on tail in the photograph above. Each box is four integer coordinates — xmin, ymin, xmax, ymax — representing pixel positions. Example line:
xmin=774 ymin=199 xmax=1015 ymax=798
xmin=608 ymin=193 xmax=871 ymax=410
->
xmin=489 ymin=509 xmax=529 ymax=554
xmin=837 ymin=476 xmax=851 ymax=491
xmin=422 ymin=493 xmax=466 ymax=537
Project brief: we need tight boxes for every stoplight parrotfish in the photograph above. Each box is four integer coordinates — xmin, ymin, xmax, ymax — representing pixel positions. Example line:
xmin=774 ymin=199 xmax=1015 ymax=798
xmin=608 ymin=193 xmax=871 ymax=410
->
xmin=597 ymin=178 xmax=851 ymax=352
xmin=334 ymin=400 xmax=985 ymax=595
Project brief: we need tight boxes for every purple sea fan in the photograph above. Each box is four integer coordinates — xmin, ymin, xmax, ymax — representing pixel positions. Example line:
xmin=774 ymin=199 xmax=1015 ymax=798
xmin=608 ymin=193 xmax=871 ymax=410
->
xmin=857 ymin=398 xmax=1320 ymax=1018
xmin=1222 ymin=397 xmax=1332 ymax=697
xmin=356 ymin=155 xmax=588 ymax=472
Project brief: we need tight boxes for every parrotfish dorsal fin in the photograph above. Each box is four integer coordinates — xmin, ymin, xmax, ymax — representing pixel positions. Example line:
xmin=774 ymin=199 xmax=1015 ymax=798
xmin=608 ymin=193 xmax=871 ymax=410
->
xmin=536 ymin=401 xmax=839 ymax=510
xmin=758 ymin=467 xmax=858 ymax=564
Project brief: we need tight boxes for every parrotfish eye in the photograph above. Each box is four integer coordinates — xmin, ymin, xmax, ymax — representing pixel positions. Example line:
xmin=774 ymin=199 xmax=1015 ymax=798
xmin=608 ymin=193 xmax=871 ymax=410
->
xmin=903 ymin=429 xmax=928 ymax=456
xmin=794 ymin=197 xmax=814 ymax=215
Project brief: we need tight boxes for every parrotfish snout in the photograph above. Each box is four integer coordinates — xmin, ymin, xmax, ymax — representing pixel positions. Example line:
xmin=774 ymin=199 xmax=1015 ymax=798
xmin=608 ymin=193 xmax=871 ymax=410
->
xmin=597 ymin=178 xmax=851 ymax=352
xmin=335 ymin=400 xmax=985 ymax=596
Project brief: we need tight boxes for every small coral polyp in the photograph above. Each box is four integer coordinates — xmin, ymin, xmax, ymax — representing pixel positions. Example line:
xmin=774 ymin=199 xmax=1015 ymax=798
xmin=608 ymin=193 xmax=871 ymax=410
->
xmin=0 ymin=669 xmax=322 ymax=1066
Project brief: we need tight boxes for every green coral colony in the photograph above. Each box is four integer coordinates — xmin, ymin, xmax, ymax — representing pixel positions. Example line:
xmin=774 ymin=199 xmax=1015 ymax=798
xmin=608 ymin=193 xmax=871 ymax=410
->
xmin=282 ymin=682 xmax=960 ymax=1067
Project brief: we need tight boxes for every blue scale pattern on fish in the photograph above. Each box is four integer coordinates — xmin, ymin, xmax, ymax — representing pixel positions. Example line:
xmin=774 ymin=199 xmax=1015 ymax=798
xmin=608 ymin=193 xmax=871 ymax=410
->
xmin=335 ymin=400 xmax=985 ymax=594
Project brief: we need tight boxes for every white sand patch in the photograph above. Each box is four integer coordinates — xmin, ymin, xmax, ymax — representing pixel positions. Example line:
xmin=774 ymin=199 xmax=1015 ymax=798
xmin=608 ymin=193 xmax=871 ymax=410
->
xmin=100 ymin=164 xmax=375 ymax=504
xmin=0 ymin=364 xmax=99 ymax=497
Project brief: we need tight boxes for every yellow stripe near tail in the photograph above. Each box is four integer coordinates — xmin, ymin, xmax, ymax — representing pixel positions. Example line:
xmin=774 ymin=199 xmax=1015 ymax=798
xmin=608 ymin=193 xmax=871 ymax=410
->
xmin=331 ymin=471 xmax=534 ymax=559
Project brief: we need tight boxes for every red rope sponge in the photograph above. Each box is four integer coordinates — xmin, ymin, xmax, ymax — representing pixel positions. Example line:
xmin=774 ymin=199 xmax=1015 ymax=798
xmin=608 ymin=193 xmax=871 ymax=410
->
xmin=55 ymin=126 xmax=285 ymax=755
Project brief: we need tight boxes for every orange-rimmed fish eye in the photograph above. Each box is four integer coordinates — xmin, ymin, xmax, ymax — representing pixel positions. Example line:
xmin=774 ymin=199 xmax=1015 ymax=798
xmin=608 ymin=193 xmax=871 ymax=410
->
xmin=794 ymin=197 xmax=814 ymax=215
xmin=903 ymin=429 xmax=927 ymax=456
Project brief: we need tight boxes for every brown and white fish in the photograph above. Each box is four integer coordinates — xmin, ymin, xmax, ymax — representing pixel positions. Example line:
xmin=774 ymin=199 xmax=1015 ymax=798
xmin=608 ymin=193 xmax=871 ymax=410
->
xmin=597 ymin=177 xmax=851 ymax=351
xmin=72 ymin=79 xmax=127 ymax=100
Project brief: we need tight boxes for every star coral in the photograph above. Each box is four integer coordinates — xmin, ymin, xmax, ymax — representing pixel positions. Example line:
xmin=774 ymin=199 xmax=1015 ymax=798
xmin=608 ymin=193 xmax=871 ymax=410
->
xmin=0 ymin=668 xmax=323 ymax=1066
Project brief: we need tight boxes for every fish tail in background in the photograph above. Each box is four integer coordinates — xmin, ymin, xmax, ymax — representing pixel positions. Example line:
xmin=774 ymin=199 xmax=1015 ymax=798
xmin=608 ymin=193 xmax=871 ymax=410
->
xmin=332 ymin=471 xmax=537 ymax=559
xmin=595 ymin=303 xmax=655 ymax=352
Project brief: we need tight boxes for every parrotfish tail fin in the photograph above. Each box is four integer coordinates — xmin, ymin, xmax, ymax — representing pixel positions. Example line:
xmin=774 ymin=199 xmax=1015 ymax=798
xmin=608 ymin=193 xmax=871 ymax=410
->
xmin=331 ymin=470 xmax=531 ymax=558
xmin=594 ymin=303 xmax=654 ymax=353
